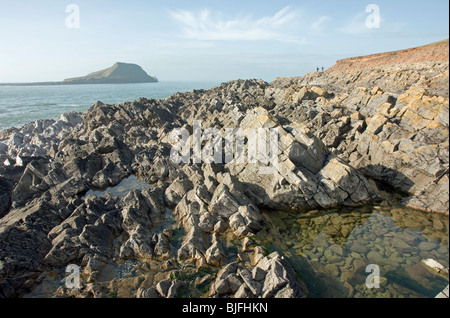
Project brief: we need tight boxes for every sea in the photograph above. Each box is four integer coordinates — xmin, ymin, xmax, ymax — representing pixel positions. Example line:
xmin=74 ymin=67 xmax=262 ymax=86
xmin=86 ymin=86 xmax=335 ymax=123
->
xmin=0 ymin=81 xmax=221 ymax=131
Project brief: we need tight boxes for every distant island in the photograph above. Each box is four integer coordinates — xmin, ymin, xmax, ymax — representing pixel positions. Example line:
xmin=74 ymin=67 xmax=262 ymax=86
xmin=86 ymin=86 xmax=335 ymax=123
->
xmin=0 ymin=62 xmax=158 ymax=86
xmin=63 ymin=62 xmax=158 ymax=84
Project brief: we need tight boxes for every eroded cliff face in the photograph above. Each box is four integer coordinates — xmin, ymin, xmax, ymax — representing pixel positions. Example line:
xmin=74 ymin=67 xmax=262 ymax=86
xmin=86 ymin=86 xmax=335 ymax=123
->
xmin=0 ymin=42 xmax=448 ymax=298
xmin=277 ymin=40 xmax=449 ymax=98
xmin=330 ymin=40 xmax=449 ymax=71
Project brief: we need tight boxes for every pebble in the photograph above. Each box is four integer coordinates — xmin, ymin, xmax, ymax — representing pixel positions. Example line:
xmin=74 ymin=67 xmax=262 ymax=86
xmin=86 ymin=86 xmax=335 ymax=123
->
xmin=329 ymin=245 xmax=344 ymax=256
xmin=367 ymin=251 xmax=384 ymax=262
xmin=253 ymin=202 xmax=449 ymax=298
xmin=350 ymin=243 xmax=368 ymax=254
xmin=391 ymin=237 xmax=413 ymax=252
xmin=324 ymin=264 xmax=339 ymax=274
xmin=418 ymin=241 xmax=439 ymax=251
xmin=328 ymin=255 xmax=343 ymax=264
xmin=351 ymin=252 xmax=363 ymax=259
xmin=432 ymin=219 xmax=444 ymax=231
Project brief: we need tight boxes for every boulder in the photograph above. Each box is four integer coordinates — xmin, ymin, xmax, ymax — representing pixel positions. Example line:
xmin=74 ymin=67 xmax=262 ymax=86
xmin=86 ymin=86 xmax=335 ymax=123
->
xmin=209 ymin=250 xmax=306 ymax=298
xmin=205 ymin=234 xmax=226 ymax=266
xmin=229 ymin=205 xmax=264 ymax=237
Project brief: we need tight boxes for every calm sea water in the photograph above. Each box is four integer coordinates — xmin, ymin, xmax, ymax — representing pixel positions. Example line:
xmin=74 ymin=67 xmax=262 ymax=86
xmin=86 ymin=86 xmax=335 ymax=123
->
xmin=0 ymin=81 xmax=221 ymax=131
xmin=257 ymin=206 xmax=449 ymax=298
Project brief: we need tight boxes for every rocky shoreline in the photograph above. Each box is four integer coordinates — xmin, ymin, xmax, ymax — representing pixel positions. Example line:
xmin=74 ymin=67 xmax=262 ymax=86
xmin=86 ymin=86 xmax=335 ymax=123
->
xmin=0 ymin=48 xmax=448 ymax=298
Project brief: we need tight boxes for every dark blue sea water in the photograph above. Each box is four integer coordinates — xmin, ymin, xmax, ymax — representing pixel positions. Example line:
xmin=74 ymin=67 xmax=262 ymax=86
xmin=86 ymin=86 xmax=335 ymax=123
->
xmin=0 ymin=81 xmax=220 ymax=131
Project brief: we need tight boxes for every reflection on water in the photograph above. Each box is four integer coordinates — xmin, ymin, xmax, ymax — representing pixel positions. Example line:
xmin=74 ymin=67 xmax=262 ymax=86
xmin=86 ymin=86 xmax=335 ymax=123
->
xmin=255 ymin=205 xmax=449 ymax=298
xmin=83 ymin=175 xmax=151 ymax=200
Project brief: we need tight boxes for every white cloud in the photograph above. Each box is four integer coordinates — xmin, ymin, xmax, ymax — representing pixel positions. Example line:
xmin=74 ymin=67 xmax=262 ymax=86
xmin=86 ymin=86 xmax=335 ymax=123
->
xmin=310 ymin=16 xmax=331 ymax=32
xmin=338 ymin=12 xmax=372 ymax=35
xmin=168 ymin=7 xmax=306 ymax=44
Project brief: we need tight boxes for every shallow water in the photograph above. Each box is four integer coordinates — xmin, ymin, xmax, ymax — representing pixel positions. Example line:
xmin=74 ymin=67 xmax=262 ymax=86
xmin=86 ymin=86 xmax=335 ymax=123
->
xmin=255 ymin=205 xmax=449 ymax=298
xmin=82 ymin=175 xmax=152 ymax=200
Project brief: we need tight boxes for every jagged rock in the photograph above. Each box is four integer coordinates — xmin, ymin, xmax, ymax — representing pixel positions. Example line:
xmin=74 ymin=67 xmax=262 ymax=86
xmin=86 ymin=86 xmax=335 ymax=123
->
xmin=79 ymin=223 xmax=114 ymax=257
xmin=1 ymin=43 xmax=448 ymax=298
xmin=250 ymin=246 xmax=266 ymax=266
xmin=234 ymin=284 xmax=253 ymax=298
xmin=136 ymin=286 xmax=160 ymax=298
xmin=120 ymin=189 xmax=166 ymax=259
xmin=177 ymin=227 xmax=207 ymax=263
xmin=153 ymin=233 xmax=171 ymax=257
xmin=0 ymin=199 xmax=61 ymax=297
xmin=209 ymin=249 xmax=306 ymax=298
xmin=210 ymin=184 xmax=241 ymax=218
xmin=209 ymin=262 xmax=243 ymax=296
xmin=238 ymin=268 xmax=262 ymax=296
xmin=205 ymin=234 xmax=226 ymax=266
xmin=252 ymin=266 xmax=267 ymax=281
xmin=44 ymin=195 xmax=119 ymax=267
xmin=229 ymin=205 xmax=264 ymax=237
xmin=225 ymin=106 xmax=380 ymax=211
xmin=156 ymin=279 xmax=172 ymax=298
xmin=82 ymin=254 xmax=108 ymax=282
xmin=0 ymin=177 xmax=13 ymax=218
xmin=345 ymin=86 xmax=449 ymax=213
xmin=164 ymin=178 xmax=193 ymax=207
xmin=259 ymin=253 xmax=306 ymax=298
xmin=11 ymin=157 xmax=50 ymax=206
xmin=152 ymin=279 xmax=181 ymax=298
xmin=270 ymin=76 xmax=448 ymax=213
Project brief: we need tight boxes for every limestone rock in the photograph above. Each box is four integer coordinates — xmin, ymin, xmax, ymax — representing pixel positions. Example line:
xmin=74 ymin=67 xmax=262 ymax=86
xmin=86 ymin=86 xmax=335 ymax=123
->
xmin=1 ymin=44 xmax=448 ymax=297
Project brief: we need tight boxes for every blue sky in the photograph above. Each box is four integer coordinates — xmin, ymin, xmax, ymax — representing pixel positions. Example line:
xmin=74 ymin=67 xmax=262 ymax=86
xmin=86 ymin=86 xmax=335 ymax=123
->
xmin=0 ymin=0 xmax=448 ymax=82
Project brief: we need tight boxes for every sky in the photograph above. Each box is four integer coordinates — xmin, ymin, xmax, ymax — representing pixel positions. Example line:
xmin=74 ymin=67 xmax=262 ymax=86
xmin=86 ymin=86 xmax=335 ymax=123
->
xmin=0 ymin=0 xmax=448 ymax=82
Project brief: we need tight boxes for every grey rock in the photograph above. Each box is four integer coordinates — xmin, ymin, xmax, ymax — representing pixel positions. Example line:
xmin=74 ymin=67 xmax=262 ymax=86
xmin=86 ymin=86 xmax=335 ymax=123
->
xmin=153 ymin=233 xmax=171 ymax=257
xmin=12 ymin=158 xmax=50 ymax=205
xmin=205 ymin=234 xmax=226 ymax=266
xmin=234 ymin=284 xmax=253 ymax=298
xmin=156 ymin=279 xmax=173 ymax=298
xmin=252 ymin=266 xmax=267 ymax=281
xmin=238 ymin=268 xmax=263 ymax=296
xmin=137 ymin=286 xmax=160 ymax=298
xmin=166 ymin=280 xmax=181 ymax=298
xmin=229 ymin=205 xmax=264 ymax=237
xmin=210 ymin=184 xmax=240 ymax=218
xmin=164 ymin=178 xmax=193 ymax=207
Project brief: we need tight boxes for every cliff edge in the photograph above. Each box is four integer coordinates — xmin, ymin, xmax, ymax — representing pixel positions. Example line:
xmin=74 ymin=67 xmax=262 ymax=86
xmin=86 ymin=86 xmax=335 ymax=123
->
xmin=274 ymin=39 xmax=449 ymax=98
xmin=329 ymin=39 xmax=449 ymax=71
